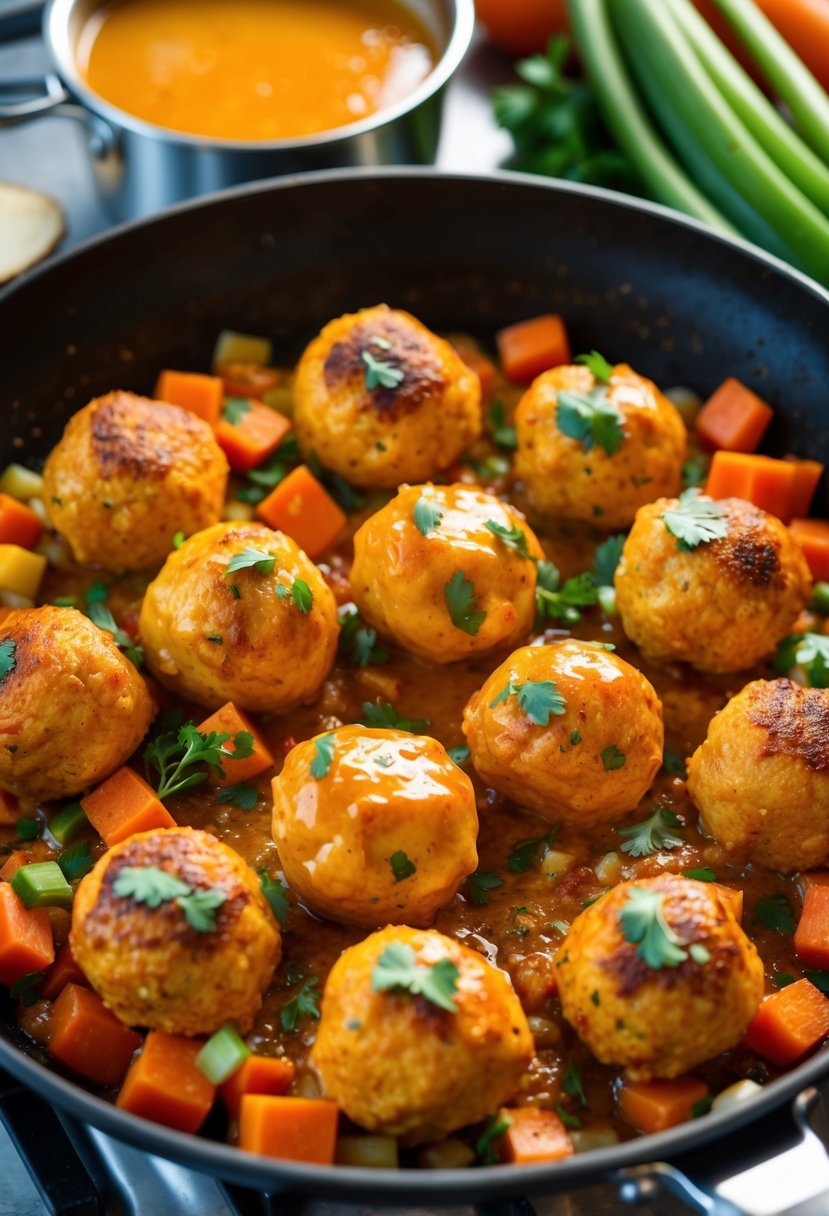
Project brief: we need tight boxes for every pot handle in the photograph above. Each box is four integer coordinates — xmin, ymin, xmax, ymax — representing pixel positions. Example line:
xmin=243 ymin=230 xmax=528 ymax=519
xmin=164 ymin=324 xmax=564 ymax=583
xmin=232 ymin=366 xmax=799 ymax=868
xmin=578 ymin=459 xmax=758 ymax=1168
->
xmin=0 ymin=73 xmax=115 ymax=157
xmin=613 ymin=1086 xmax=829 ymax=1216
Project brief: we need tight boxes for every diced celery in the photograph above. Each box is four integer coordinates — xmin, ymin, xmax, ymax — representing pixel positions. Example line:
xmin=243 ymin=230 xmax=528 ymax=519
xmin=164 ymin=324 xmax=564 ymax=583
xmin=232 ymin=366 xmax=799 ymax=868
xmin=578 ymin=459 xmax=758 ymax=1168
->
xmin=0 ymin=465 xmax=45 ymax=502
xmin=11 ymin=861 xmax=73 ymax=908
xmin=195 ymin=1024 xmax=250 ymax=1084
xmin=213 ymin=330 xmax=273 ymax=368
xmin=50 ymin=803 xmax=88 ymax=845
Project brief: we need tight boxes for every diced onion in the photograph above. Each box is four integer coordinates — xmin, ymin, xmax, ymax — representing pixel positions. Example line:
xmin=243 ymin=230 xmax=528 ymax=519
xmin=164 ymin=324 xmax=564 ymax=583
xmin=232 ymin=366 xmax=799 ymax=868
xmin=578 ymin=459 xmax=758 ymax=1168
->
xmin=541 ymin=849 xmax=576 ymax=879
xmin=594 ymin=851 xmax=622 ymax=886
xmin=711 ymin=1079 xmax=762 ymax=1112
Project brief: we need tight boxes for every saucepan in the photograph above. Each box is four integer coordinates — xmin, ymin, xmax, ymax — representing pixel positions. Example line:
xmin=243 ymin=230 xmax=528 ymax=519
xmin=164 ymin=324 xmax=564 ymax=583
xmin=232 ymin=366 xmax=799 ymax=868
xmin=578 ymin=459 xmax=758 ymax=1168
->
xmin=0 ymin=169 xmax=829 ymax=1215
xmin=0 ymin=0 xmax=473 ymax=221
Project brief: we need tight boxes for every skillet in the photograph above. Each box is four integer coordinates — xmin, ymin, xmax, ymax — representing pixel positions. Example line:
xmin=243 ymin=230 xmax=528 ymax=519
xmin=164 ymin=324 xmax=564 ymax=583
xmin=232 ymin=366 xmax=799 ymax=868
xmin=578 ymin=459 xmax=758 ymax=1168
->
xmin=0 ymin=168 xmax=829 ymax=1211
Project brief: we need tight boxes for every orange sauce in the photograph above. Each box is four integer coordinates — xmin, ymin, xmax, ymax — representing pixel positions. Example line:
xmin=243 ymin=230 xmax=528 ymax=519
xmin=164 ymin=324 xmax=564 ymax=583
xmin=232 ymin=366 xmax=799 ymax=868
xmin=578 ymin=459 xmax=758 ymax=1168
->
xmin=76 ymin=0 xmax=436 ymax=140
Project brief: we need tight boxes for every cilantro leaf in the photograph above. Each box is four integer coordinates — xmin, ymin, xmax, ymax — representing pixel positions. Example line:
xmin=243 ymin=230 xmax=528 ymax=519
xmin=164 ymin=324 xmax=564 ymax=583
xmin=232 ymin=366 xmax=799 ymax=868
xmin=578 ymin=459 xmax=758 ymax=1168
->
xmin=557 ymin=386 xmax=625 ymax=456
xmin=371 ymin=942 xmax=459 ymax=1013
xmin=508 ymin=827 xmax=559 ymax=873
xmin=144 ymin=723 xmax=254 ymax=799
xmin=217 ymin=783 xmax=259 ymax=811
xmin=563 ymin=1058 xmax=587 ymax=1106
xmin=390 ymin=851 xmax=416 ymax=882
xmin=593 ymin=534 xmax=625 ymax=586
xmin=756 ymin=893 xmax=796 ymax=934
xmin=618 ymin=807 xmax=683 ymax=858
xmin=85 ymin=579 xmax=109 ymax=604
xmin=620 ymin=887 xmax=693 ymax=970
xmin=444 ymin=570 xmax=486 ymax=635
xmin=465 ymin=870 xmax=503 ymax=906
xmin=535 ymin=561 xmax=598 ymax=624
xmin=292 ymin=578 xmax=313 ymax=614
xmin=9 ymin=970 xmax=44 ymax=1007
xmin=662 ymin=749 xmax=687 ymax=778
xmin=310 ymin=732 xmax=336 ymax=779
xmin=691 ymin=1096 xmax=713 ymax=1119
xmin=178 ymin=887 xmax=226 ymax=932
xmin=113 ymin=865 xmax=190 ymax=907
xmin=682 ymin=455 xmax=708 ymax=489
xmin=280 ymin=977 xmax=320 ymax=1032
xmin=601 ymin=745 xmax=626 ymax=771
xmin=685 ymin=867 xmax=717 ymax=882
xmin=774 ymin=632 xmax=829 ymax=689
xmin=485 ymin=519 xmax=530 ymax=558
xmin=476 ymin=1114 xmax=511 ymax=1164
xmin=362 ymin=350 xmax=404 ymax=391
xmin=358 ymin=702 xmax=430 ymax=733
xmin=556 ymin=1104 xmax=583 ymax=1130
xmin=225 ymin=547 xmax=276 ymax=576
xmin=662 ymin=489 xmax=728 ymax=551
xmin=491 ymin=678 xmax=566 ymax=725
xmin=57 ymin=841 xmax=94 ymax=881
xmin=447 ymin=744 xmax=470 ymax=767
xmin=575 ymin=350 xmax=614 ymax=383
xmin=413 ymin=496 xmax=443 ymax=537
xmin=488 ymin=400 xmax=517 ymax=449
xmin=338 ymin=608 xmax=390 ymax=667
xmin=222 ymin=397 xmax=253 ymax=425
xmin=260 ymin=871 xmax=290 ymax=927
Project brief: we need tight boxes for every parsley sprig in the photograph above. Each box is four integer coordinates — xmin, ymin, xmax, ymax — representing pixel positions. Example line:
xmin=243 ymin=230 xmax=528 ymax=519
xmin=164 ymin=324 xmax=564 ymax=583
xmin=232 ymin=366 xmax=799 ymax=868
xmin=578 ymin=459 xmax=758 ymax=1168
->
xmin=774 ymin=632 xmax=829 ymax=688
xmin=465 ymin=870 xmax=504 ymax=906
xmin=226 ymin=547 xmax=276 ymax=576
xmin=281 ymin=977 xmax=321 ymax=1032
xmin=358 ymin=701 xmax=430 ymax=733
xmin=485 ymin=519 xmax=530 ymax=558
xmin=338 ymin=607 xmax=390 ymax=667
xmin=445 ymin=571 xmax=487 ymax=635
xmin=508 ymin=826 xmax=560 ymax=873
xmin=557 ymin=386 xmax=625 ymax=456
xmin=593 ymin=534 xmax=626 ymax=586
xmin=310 ymin=732 xmax=336 ymax=779
xmin=0 ymin=639 xmax=16 ymax=681
xmin=113 ymin=865 xmax=226 ymax=933
xmin=535 ymin=560 xmax=599 ymax=624
xmin=259 ymin=871 xmax=290 ymax=927
xmin=620 ymin=887 xmax=710 ymax=970
xmin=488 ymin=401 xmax=516 ymax=449
xmin=662 ymin=489 xmax=728 ymax=551
xmin=491 ymin=678 xmax=566 ymax=725
xmin=413 ymin=496 xmax=443 ymax=537
xmin=362 ymin=349 xmax=404 ymax=391
xmin=372 ymin=942 xmax=459 ymax=1013
xmin=756 ymin=893 xmax=796 ymax=934
xmin=144 ymin=723 xmax=254 ymax=800
xmin=575 ymin=350 xmax=614 ymax=383
xmin=617 ymin=807 xmax=683 ymax=858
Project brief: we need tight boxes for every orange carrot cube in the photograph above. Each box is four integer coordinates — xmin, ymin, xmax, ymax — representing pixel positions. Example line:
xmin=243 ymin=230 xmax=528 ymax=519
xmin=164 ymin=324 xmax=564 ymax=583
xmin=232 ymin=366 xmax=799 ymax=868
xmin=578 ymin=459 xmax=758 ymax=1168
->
xmin=0 ymin=494 xmax=43 ymax=550
xmin=498 ymin=1106 xmax=574 ymax=1164
xmin=496 ymin=314 xmax=571 ymax=384
xmin=619 ymin=1076 xmax=709 ymax=1134
xmin=220 ymin=1055 xmax=295 ymax=1120
xmin=117 ymin=1030 xmax=215 ymax=1133
xmin=215 ymin=400 xmax=292 ymax=474
xmin=155 ymin=370 xmax=223 ymax=427
xmin=743 ymin=979 xmax=829 ymax=1066
xmin=238 ymin=1095 xmax=339 ymax=1163
xmin=255 ymin=465 xmax=346 ymax=559
xmin=81 ymin=767 xmax=175 ymax=846
xmin=196 ymin=702 xmax=274 ymax=786
xmin=49 ymin=983 xmax=141 ymax=1086
xmin=0 ymin=882 xmax=53 ymax=985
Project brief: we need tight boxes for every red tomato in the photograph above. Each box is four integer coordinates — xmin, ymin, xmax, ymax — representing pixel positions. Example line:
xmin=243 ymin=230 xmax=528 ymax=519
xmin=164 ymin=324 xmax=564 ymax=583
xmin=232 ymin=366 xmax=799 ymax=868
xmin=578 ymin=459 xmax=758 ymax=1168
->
xmin=474 ymin=0 xmax=569 ymax=57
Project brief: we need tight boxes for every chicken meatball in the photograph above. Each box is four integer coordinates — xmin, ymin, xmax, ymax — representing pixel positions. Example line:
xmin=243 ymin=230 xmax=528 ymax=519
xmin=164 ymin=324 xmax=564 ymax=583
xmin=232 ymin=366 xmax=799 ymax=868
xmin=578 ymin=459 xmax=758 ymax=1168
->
xmin=139 ymin=521 xmax=338 ymax=712
xmin=71 ymin=827 xmax=281 ymax=1035
xmin=351 ymin=483 xmax=543 ymax=664
xmin=615 ymin=495 xmax=811 ymax=673
xmin=0 ymin=606 xmax=154 ymax=801
xmin=293 ymin=305 xmax=481 ymax=489
xmin=687 ymin=678 xmax=829 ymax=873
xmin=556 ymin=875 xmax=764 ymax=1079
xmin=515 ymin=363 xmax=685 ymax=528
xmin=43 ymin=391 xmax=228 ymax=572
xmin=462 ymin=640 xmax=663 ymax=825
xmin=311 ymin=925 xmax=533 ymax=1143
xmin=272 ymin=726 xmax=478 ymax=928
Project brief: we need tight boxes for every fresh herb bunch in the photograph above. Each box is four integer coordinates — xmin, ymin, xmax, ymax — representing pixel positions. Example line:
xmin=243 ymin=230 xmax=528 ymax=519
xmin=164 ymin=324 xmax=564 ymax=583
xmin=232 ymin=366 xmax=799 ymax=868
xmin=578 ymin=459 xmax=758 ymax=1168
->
xmin=617 ymin=806 xmax=684 ymax=858
xmin=144 ymin=723 xmax=254 ymax=800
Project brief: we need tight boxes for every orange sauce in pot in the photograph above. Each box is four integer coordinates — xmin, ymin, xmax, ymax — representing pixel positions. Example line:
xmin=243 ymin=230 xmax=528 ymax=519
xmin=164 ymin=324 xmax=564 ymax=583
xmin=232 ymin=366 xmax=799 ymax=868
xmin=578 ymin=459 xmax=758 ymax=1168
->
xmin=75 ymin=0 xmax=436 ymax=141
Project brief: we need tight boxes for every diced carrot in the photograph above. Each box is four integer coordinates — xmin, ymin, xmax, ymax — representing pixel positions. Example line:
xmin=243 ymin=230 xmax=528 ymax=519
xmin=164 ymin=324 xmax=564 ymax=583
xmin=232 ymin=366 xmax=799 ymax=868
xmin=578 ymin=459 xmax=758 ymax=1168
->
xmin=0 ymin=494 xmax=43 ymax=550
xmin=255 ymin=465 xmax=346 ymax=559
xmin=155 ymin=370 xmax=223 ymax=427
xmin=0 ymin=788 xmax=18 ymax=826
xmin=795 ymin=885 xmax=829 ymax=970
xmin=117 ymin=1030 xmax=215 ymax=1133
xmin=744 ymin=979 xmax=829 ymax=1066
xmin=220 ymin=1055 xmax=295 ymax=1120
xmin=214 ymin=399 xmax=292 ymax=474
xmin=80 ymin=767 xmax=175 ymax=846
xmin=216 ymin=363 xmax=282 ymax=401
xmin=498 ymin=1107 xmax=573 ymax=1164
xmin=619 ymin=1076 xmax=709 ymax=1134
xmin=496 ymin=314 xmax=571 ymax=384
xmin=695 ymin=378 xmax=773 ymax=453
xmin=788 ymin=462 xmax=824 ymax=519
xmin=451 ymin=337 xmax=497 ymax=403
xmin=238 ymin=1095 xmax=339 ymax=1163
xmin=717 ymin=885 xmax=744 ymax=922
xmin=0 ymin=851 xmax=34 ymax=882
xmin=705 ymin=451 xmax=824 ymax=524
xmin=40 ymin=941 xmax=88 ymax=1001
xmin=790 ymin=518 xmax=829 ymax=582
xmin=0 ymin=882 xmax=53 ymax=985
xmin=196 ymin=702 xmax=275 ymax=786
xmin=49 ymin=983 xmax=141 ymax=1086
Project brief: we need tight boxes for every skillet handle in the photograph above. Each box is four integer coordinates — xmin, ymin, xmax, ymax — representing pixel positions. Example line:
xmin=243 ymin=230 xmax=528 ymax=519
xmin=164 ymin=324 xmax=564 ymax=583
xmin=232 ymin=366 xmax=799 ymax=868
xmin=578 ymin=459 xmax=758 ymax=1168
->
xmin=614 ymin=1086 xmax=829 ymax=1216
xmin=0 ymin=74 xmax=115 ymax=158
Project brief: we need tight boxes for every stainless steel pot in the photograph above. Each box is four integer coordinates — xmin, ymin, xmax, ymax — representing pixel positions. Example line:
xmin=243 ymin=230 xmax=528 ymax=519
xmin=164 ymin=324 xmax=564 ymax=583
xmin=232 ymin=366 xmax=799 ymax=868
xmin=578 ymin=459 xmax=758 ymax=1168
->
xmin=0 ymin=0 xmax=473 ymax=220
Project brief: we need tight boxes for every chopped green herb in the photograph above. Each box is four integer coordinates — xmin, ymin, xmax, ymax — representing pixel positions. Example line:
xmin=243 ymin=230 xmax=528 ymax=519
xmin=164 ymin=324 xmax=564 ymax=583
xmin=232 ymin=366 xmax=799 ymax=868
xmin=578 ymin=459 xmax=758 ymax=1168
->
xmin=368 ymin=333 xmax=391 ymax=350
xmin=113 ymin=865 xmax=190 ymax=907
xmin=222 ymin=397 xmax=253 ymax=425
xmin=310 ymin=733 xmax=336 ymax=780
xmin=685 ymin=867 xmax=717 ymax=882
xmin=662 ymin=749 xmax=687 ymax=778
xmin=16 ymin=818 xmax=42 ymax=842
xmin=756 ymin=893 xmax=796 ymax=934
xmin=144 ymin=723 xmax=254 ymax=799
xmin=557 ymin=386 xmax=625 ymax=456
xmin=556 ymin=1104 xmax=583 ymax=1130
xmin=229 ymin=583 xmax=241 ymax=599
xmin=617 ymin=806 xmax=683 ymax=858
xmin=773 ymin=972 xmax=797 ymax=988
xmin=216 ymin=783 xmax=258 ymax=811
xmin=682 ymin=455 xmax=708 ymax=489
xmin=620 ymin=887 xmax=699 ymax=971
xmin=172 ymin=530 xmax=187 ymax=549
xmin=476 ymin=1114 xmax=512 ymax=1164
xmin=601 ymin=745 xmax=626 ymax=771
xmin=85 ymin=579 xmax=109 ymax=604
xmin=570 ymin=730 xmax=582 ymax=745
xmin=9 ymin=971 xmax=44 ymax=1007
xmin=662 ymin=489 xmax=728 ymax=551
xmin=444 ymin=571 xmax=486 ymax=635
xmin=292 ymin=578 xmax=313 ymax=614
xmin=488 ymin=400 xmax=517 ymax=449
xmin=57 ymin=841 xmax=94 ymax=881
xmin=774 ymin=632 xmax=829 ymax=688
xmin=447 ymin=744 xmax=471 ymax=767
xmin=551 ymin=919 xmax=570 ymax=935
xmin=413 ymin=496 xmax=443 ymax=537
xmin=508 ymin=827 xmax=559 ymax=874
xmin=338 ymin=607 xmax=390 ymax=667
xmin=280 ymin=978 xmax=320 ymax=1032
xmin=358 ymin=701 xmax=430 ymax=734
xmin=591 ymin=990 xmax=600 ymax=1006
xmin=691 ymin=1096 xmax=713 ymax=1119
xmin=372 ymin=942 xmax=459 ymax=1013
xmin=465 ymin=870 xmax=504 ymax=906
xmin=593 ymin=534 xmax=625 ymax=586
xmin=804 ymin=969 xmax=829 ymax=993
xmin=575 ymin=350 xmax=614 ymax=383
xmin=177 ymin=888 xmax=226 ymax=933
xmin=485 ymin=519 xmax=530 ymax=558
xmin=563 ymin=1059 xmax=587 ymax=1106
xmin=206 ymin=634 xmax=223 ymax=645
xmin=689 ymin=943 xmax=711 ymax=964
xmin=491 ymin=678 xmax=566 ymax=726
xmin=362 ymin=350 xmax=404 ymax=391
xmin=390 ymin=851 xmax=416 ymax=883
xmin=259 ymin=871 xmax=290 ymax=927
xmin=535 ymin=561 xmax=598 ymax=624
xmin=225 ymin=547 xmax=276 ymax=576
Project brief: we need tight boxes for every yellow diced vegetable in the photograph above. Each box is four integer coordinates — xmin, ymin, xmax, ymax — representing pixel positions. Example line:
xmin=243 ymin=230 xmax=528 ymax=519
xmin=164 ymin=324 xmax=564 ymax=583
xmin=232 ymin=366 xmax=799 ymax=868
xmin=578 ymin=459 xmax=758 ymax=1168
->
xmin=0 ymin=464 xmax=44 ymax=502
xmin=541 ymin=848 xmax=576 ymax=879
xmin=212 ymin=330 xmax=273 ymax=368
xmin=222 ymin=500 xmax=255 ymax=523
xmin=0 ymin=545 xmax=46 ymax=597
xmin=262 ymin=385 xmax=294 ymax=418
xmin=335 ymin=1135 xmax=399 ymax=1169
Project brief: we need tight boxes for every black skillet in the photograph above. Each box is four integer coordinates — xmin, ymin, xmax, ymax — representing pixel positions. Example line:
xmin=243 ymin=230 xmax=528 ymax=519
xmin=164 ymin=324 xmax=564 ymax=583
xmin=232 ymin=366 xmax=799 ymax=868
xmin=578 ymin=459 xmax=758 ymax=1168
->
xmin=0 ymin=169 xmax=828 ymax=1214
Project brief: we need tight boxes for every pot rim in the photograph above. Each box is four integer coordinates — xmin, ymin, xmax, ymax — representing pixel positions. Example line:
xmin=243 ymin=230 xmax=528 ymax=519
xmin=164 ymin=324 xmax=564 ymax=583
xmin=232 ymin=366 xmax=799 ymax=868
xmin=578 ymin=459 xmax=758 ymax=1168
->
xmin=42 ymin=0 xmax=475 ymax=152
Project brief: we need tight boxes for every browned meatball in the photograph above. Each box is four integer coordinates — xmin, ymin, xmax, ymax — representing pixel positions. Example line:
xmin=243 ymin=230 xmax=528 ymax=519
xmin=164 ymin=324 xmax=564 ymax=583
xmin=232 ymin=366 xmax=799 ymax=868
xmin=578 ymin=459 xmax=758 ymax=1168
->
xmin=43 ymin=392 xmax=229 ymax=571
xmin=0 ymin=606 xmax=154 ymax=801
xmin=687 ymin=678 xmax=829 ymax=873
xmin=556 ymin=875 xmax=764 ymax=1079
xmin=71 ymin=827 xmax=281 ymax=1035
xmin=615 ymin=495 xmax=811 ymax=673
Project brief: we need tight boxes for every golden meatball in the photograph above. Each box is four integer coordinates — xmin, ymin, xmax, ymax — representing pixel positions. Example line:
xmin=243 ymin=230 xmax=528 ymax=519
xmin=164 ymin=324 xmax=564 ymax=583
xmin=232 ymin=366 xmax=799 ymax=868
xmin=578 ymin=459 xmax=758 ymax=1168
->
xmin=515 ymin=363 xmax=686 ymax=528
xmin=0 ymin=606 xmax=153 ymax=801
xmin=293 ymin=305 xmax=481 ymax=489
xmin=139 ymin=521 xmax=338 ymax=712
xmin=351 ymin=483 xmax=543 ymax=664
xmin=272 ymin=726 xmax=478 ymax=928
xmin=687 ymin=678 xmax=829 ymax=873
xmin=556 ymin=875 xmax=764 ymax=1079
xmin=71 ymin=827 xmax=281 ymax=1035
xmin=462 ymin=640 xmax=663 ymax=825
xmin=615 ymin=495 xmax=811 ymax=674
xmin=43 ymin=391 xmax=228 ymax=571
xmin=311 ymin=925 xmax=533 ymax=1143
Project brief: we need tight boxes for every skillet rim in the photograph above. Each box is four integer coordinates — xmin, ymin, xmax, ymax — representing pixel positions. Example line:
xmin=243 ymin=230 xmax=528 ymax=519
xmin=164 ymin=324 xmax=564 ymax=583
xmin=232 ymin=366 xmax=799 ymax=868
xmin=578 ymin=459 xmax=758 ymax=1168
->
xmin=0 ymin=166 xmax=828 ymax=1197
